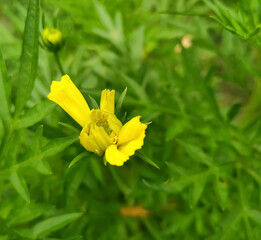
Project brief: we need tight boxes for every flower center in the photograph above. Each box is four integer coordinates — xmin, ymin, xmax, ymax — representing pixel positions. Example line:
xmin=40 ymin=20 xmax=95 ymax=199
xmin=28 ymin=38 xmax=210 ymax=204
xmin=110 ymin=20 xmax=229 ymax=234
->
xmin=90 ymin=110 xmax=111 ymax=135
xmin=80 ymin=109 xmax=123 ymax=156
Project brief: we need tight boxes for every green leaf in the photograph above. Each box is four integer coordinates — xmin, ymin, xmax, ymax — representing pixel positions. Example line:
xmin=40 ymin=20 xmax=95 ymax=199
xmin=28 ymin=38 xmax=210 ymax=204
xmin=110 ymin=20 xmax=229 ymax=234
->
xmin=189 ymin=175 xmax=208 ymax=208
xmin=227 ymin=103 xmax=242 ymax=122
xmin=115 ymin=87 xmax=127 ymax=117
xmin=31 ymin=212 xmax=82 ymax=238
xmin=94 ymin=1 xmax=114 ymax=32
xmin=15 ymin=0 xmax=40 ymax=117
xmin=165 ymin=118 xmax=188 ymax=142
xmin=249 ymin=209 xmax=261 ymax=225
xmin=136 ymin=151 xmax=160 ymax=169
xmin=64 ymin=161 xmax=88 ymax=206
xmin=177 ymin=140 xmax=213 ymax=167
xmin=9 ymin=169 xmax=30 ymax=203
xmin=118 ymin=73 xmax=150 ymax=103
xmin=42 ymin=135 xmax=79 ymax=158
xmin=129 ymin=27 xmax=144 ymax=71
xmin=0 ymin=49 xmax=10 ymax=130
xmin=28 ymin=126 xmax=52 ymax=175
xmin=7 ymin=203 xmax=51 ymax=225
xmin=109 ymin=166 xmax=131 ymax=195
xmin=58 ymin=122 xmax=80 ymax=134
xmin=69 ymin=152 xmax=89 ymax=168
xmin=1 ymin=132 xmax=21 ymax=169
xmin=90 ymin=157 xmax=103 ymax=182
xmin=214 ymin=174 xmax=228 ymax=211
xmin=14 ymin=100 xmax=55 ymax=129
xmin=33 ymin=159 xmax=52 ymax=175
xmin=88 ymin=95 xmax=99 ymax=109
xmin=207 ymin=208 xmax=242 ymax=240
xmin=0 ymin=118 xmax=4 ymax=145
xmin=167 ymin=172 xmax=210 ymax=193
xmin=32 ymin=125 xmax=43 ymax=152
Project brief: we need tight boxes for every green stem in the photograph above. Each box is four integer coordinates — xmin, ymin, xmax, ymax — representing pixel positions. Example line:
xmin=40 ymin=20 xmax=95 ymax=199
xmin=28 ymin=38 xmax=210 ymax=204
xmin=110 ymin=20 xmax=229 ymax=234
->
xmin=54 ymin=51 xmax=65 ymax=75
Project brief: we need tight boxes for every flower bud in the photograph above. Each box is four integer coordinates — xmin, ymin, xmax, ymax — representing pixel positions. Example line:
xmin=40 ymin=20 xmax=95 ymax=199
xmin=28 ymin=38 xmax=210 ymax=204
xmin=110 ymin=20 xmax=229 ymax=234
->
xmin=42 ymin=27 xmax=64 ymax=52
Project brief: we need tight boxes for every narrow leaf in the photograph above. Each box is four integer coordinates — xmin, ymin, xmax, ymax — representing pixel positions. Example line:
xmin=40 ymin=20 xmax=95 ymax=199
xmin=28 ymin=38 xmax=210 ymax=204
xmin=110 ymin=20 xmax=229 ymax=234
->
xmin=31 ymin=212 xmax=82 ymax=238
xmin=90 ymin=157 xmax=103 ymax=182
xmin=118 ymin=73 xmax=150 ymax=103
xmin=15 ymin=0 xmax=40 ymax=117
xmin=33 ymin=159 xmax=52 ymax=175
xmin=189 ymin=176 xmax=208 ymax=208
xmin=7 ymin=203 xmax=51 ymax=225
xmin=0 ymin=49 xmax=10 ymax=129
xmin=136 ymin=151 xmax=160 ymax=169
xmin=42 ymin=135 xmax=79 ymax=158
xmin=227 ymin=103 xmax=242 ymax=122
xmin=32 ymin=125 xmax=43 ymax=152
xmin=1 ymin=132 xmax=21 ymax=169
xmin=214 ymin=174 xmax=228 ymax=211
xmin=177 ymin=140 xmax=213 ymax=167
xmin=9 ymin=170 xmax=30 ymax=203
xmin=94 ymin=1 xmax=114 ymax=32
xmin=58 ymin=122 xmax=80 ymax=134
xmin=115 ymin=87 xmax=127 ymax=116
xmin=69 ymin=152 xmax=89 ymax=168
xmin=0 ymin=118 xmax=4 ymax=145
xmin=14 ymin=100 xmax=55 ymax=129
xmin=88 ymin=95 xmax=99 ymax=109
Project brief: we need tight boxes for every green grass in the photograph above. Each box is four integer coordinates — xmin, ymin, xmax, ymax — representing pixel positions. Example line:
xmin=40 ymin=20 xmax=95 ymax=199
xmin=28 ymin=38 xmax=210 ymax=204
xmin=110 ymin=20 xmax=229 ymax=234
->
xmin=1 ymin=0 xmax=261 ymax=239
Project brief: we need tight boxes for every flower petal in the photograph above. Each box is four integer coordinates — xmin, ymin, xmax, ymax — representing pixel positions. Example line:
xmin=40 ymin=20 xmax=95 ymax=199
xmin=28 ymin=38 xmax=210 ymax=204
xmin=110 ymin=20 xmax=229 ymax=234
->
xmin=79 ymin=130 xmax=103 ymax=156
xmin=118 ymin=130 xmax=146 ymax=157
xmin=117 ymin=116 xmax=147 ymax=145
xmin=107 ymin=113 xmax=122 ymax=136
xmin=100 ymin=89 xmax=115 ymax=114
xmin=80 ymin=123 xmax=112 ymax=156
xmin=48 ymin=75 xmax=90 ymax=127
xmin=105 ymin=144 xmax=129 ymax=166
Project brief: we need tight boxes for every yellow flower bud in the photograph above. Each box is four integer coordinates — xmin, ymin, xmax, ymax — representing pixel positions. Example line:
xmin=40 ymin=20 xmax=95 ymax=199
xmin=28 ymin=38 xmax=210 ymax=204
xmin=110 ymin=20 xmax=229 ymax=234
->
xmin=42 ymin=27 xmax=63 ymax=52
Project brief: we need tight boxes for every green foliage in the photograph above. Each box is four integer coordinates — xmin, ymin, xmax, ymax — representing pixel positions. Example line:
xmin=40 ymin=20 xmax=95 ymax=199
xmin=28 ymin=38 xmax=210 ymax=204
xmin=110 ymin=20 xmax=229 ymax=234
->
xmin=15 ymin=0 xmax=40 ymax=117
xmin=1 ymin=0 xmax=261 ymax=239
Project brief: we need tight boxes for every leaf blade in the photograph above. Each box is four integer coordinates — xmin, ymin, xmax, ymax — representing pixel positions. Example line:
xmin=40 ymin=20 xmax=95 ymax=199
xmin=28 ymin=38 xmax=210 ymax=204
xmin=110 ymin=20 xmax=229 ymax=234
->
xmin=9 ymin=170 xmax=30 ymax=203
xmin=31 ymin=212 xmax=83 ymax=238
xmin=115 ymin=87 xmax=127 ymax=117
xmin=14 ymin=100 xmax=55 ymax=129
xmin=15 ymin=0 xmax=40 ymax=117
xmin=0 ymin=49 xmax=10 ymax=129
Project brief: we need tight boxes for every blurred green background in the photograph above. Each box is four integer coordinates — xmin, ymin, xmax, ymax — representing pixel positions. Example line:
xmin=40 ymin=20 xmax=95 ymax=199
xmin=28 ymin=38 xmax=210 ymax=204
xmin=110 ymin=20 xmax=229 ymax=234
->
xmin=1 ymin=0 xmax=261 ymax=239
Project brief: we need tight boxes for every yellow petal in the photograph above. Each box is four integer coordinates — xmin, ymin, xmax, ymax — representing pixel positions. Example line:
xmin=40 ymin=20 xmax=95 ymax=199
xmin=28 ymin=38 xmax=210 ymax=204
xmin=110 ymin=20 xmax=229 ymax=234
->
xmin=48 ymin=75 xmax=90 ymax=127
xmin=117 ymin=116 xmax=147 ymax=145
xmin=80 ymin=123 xmax=112 ymax=156
xmin=79 ymin=130 xmax=103 ymax=156
xmin=105 ymin=144 xmax=129 ymax=166
xmin=90 ymin=125 xmax=113 ymax=152
xmin=118 ymin=130 xmax=146 ymax=156
xmin=107 ymin=113 xmax=122 ymax=135
xmin=100 ymin=89 xmax=115 ymax=114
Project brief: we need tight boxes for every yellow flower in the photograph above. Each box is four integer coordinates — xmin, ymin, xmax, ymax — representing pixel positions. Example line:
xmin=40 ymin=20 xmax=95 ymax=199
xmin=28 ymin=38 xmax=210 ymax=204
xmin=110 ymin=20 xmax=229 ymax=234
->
xmin=42 ymin=27 xmax=63 ymax=51
xmin=48 ymin=75 xmax=90 ymax=127
xmin=48 ymin=75 xmax=147 ymax=166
